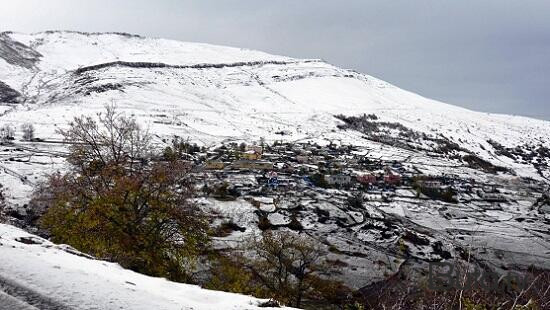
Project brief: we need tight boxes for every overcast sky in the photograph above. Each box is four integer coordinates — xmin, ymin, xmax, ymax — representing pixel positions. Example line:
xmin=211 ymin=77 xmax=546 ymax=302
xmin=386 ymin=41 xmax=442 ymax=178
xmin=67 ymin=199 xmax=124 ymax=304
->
xmin=1 ymin=0 xmax=549 ymax=120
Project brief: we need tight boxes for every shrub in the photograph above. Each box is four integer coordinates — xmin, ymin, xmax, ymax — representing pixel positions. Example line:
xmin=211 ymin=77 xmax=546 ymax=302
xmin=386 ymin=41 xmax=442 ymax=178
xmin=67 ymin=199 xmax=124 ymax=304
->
xmin=212 ymin=182 xmax=238 ymax=201
xmin=462 ymin=154 xmax=509 ymax=174
xmin=287 ymin=215 xmax=303 ymax=231
xmin=34 ymin=105 xmax=209 ymax=282
xmin=309 ymin=173 xmax=329 ymax=188
xmin=206 ymin=253 xmax=264 ymax=297
xmin=239 ymin=142 xmax=246 ymax=152
xmin=358 ymin=267 xmax=550 ymax=309
xmin=213 ymin=221 xmax=246 ymax=237
xmin=163 ymin=137 xmax=201 ymax=161
xmin=347 ymin=193 xmax=364 ymax=209
xmin=208 ymin=232 xmax=354 ymax=308
xmin=257 ymin=215 xmax=272 ymax=231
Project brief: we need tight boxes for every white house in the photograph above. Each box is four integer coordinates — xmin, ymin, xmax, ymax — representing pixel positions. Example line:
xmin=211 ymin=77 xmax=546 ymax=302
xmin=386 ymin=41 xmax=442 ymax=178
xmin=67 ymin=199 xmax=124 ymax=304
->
xmin=325 ymin=174 xmax=352 ymax=186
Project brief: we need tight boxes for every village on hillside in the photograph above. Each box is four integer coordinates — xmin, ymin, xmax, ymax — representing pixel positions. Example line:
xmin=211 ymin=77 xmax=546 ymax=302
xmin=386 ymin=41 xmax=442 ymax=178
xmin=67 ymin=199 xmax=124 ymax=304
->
xmin=1 ymin=127 xmax=550 ymax=289
xmin=151 ymin=137 xmax=549 ymax=287
xmin=167 ymin=138 xmax=548 ymax=209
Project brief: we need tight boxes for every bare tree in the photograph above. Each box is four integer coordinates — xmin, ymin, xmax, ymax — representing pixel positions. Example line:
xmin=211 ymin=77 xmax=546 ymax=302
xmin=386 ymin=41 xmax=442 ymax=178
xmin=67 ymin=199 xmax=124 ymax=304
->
xmin=0 ymin=125 xmax=15 ymax=143
xmin=21 ymin=123 xmax=35 ymax=141
xmin=57 ymin=104 xmax=151 ymax=174
xmin=245 ymin=231 xmax=349 ymax=308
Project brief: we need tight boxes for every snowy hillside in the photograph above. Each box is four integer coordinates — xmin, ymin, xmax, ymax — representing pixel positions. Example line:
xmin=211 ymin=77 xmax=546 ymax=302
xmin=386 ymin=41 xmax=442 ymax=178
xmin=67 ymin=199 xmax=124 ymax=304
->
xmin=0 ymin=31 xmax=548 ymax=201
xmin=0 ymin=224 xmax=289 ymax=310
xmin=1 ymin=31 xmax=549 ymax=175
xmin=0 ymin=31 xmax=548 ymax=149
xmin=0 ymin=31 xmax=549 ymax=304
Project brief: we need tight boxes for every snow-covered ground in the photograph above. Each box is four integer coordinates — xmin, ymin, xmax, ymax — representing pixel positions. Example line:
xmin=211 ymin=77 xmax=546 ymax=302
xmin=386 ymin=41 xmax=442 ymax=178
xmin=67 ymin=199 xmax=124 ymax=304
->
xmin=1 ymin=31 xmax=548 ymax=182
xmin=0 ymin=30 xmax=549 ymax=304
xmin=0 ymin=224 xmax=290 ymax=310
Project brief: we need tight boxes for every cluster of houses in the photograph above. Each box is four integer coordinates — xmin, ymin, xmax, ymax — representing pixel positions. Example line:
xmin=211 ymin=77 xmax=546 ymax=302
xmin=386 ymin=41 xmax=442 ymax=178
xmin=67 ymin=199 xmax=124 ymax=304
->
xmin=191 ymin=141 xmax=527 ymax=205
xmin=327 ymin=168 xmax=403 ymax=188
xmin=199 ymin=142 xmax=410 ymax=189
xmin=204 ymin=145 xmax=273 ymax=170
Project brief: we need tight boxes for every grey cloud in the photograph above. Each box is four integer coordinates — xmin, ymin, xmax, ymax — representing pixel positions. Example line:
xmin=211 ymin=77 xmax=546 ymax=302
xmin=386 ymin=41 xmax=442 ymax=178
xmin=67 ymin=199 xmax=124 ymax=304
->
xmin=1 ymin=0 xmax=548 ymax=119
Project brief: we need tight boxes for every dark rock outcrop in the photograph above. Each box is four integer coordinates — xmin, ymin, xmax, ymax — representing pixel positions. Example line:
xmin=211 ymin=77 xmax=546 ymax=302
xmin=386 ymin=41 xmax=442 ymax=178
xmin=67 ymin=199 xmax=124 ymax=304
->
xmin=0 ymin=33 xmax=42 ymax=69
xmin=0 ymin=81 xmax=21 ymax=103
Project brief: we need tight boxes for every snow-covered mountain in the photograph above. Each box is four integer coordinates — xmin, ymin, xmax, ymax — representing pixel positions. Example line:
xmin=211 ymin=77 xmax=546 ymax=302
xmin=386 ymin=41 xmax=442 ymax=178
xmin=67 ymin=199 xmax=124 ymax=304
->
xmin=1 ymin=31 xmax=549 ymax=307
xmin=1 ymin=31 xmax=549 ymax=200
xmin=1 ymin=31 xmax=548 ymax=175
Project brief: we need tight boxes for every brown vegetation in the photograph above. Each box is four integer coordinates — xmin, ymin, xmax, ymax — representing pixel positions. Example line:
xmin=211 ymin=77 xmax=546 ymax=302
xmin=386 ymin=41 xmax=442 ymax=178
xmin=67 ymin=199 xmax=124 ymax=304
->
xmin=33 ymin=105 xmax=209 ymax=282
xmin=360 ymin=265 xmax=550 ymax=310
xmin=207 ymin=230 xmax=353 ymax=308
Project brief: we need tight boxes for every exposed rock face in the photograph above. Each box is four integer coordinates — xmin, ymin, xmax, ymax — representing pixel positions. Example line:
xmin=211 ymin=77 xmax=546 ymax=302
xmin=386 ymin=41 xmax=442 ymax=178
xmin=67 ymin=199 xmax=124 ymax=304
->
xmin=0 ymin=32 xmax=42 ymax=69
xmin=0 ymin=81 xmax=21 ymax=103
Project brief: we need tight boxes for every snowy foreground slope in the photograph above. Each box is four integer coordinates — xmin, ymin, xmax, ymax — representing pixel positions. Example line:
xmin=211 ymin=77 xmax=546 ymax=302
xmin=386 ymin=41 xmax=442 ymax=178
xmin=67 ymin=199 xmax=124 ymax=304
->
xmin=0 ymin=224 xmax=289 ymax=310
xmin=0 ymin=31 xmax=549 ymax=302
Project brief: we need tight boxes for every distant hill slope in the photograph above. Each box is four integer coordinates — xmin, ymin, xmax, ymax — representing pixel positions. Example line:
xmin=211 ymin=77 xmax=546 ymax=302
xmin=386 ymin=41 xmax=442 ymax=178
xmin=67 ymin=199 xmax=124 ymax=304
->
xmin=0 ymin=31 xmax=547 ymax=181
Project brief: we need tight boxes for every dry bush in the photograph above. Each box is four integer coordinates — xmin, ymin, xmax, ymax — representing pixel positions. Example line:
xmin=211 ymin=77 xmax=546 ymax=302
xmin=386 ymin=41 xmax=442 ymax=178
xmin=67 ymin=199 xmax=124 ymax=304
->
xmin=359 ymin=264 xmax=550 ymax=310
xmin=207 ymin=231 xmax=353 ymax=308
